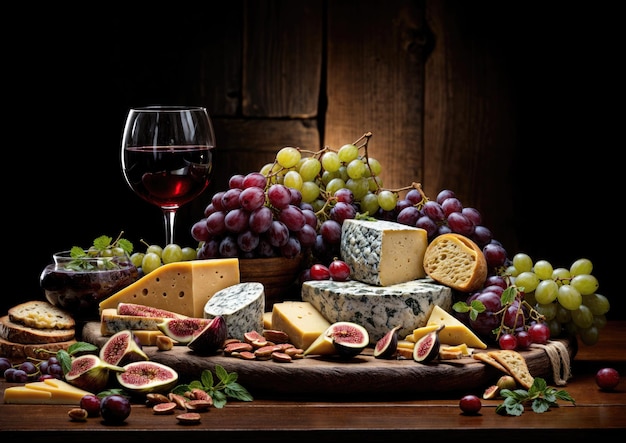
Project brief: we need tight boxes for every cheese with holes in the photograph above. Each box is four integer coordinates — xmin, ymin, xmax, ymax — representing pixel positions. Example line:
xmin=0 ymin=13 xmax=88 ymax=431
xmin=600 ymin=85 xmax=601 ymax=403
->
xmin=3 ymin=378 xmax=93 ymax=404
xmin=271 ymin=301 xmax=331 ymax=350
xmin=301 ymin=278 xmax=452 ymax=342
xmin=99 ymin=258 xmax=240 ymax=318
xmin=340 ymin=219 xmax=427 ymax=286
xmin=426 ymin=305 xmax=487 ymax=349
xmin=203 ymin=282 xmax=265 ymax=341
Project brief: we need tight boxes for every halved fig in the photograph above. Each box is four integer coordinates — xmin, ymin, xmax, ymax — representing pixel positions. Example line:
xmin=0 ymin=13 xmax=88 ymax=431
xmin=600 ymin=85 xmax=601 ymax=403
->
xmin=65 ymin=354 xmax=125 ymax=393
xmin=413 ymin=325 xmax=444 ymax=363
xmin=100 ymin=330 xmax=149 ymax=366
xmin=157 ymin=318 xmax=213 ymax=344
xmin=116 ymin=361 xmax=178 ymax=394
xmin=374 ymin=325 xmax=401 ymax=359
xmin=117 ymin=302 xmax=188 ymax=319
xmin=304 ymin=321 xmax=369 ymax=358
xmin=187 ymin=316 xmax=228 ymax=355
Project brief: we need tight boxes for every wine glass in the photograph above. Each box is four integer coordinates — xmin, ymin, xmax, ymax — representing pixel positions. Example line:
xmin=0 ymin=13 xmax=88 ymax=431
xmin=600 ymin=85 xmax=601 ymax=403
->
xmin=121 ymin=106 xmax=215 ymax=246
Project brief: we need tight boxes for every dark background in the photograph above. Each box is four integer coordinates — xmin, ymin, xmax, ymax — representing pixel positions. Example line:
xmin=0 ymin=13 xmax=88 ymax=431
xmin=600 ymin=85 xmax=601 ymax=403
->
xmin=4 ymin=1 xmax=621 ymax=320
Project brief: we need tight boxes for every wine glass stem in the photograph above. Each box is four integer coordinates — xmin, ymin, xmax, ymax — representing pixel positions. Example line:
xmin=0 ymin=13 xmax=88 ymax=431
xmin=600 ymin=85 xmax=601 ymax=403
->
xmin=162 ymin=209 xmax=177 ymax=245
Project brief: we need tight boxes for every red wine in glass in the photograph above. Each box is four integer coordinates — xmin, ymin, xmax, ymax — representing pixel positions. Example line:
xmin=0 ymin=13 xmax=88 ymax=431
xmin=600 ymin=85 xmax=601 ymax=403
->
xmin=121 ymin=106 xmax=215 ymax=245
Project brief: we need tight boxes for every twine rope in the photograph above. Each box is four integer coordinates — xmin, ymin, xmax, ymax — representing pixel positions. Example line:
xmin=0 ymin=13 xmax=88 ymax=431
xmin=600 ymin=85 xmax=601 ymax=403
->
xmin=532 ymin=340 xmax=572 ymax=386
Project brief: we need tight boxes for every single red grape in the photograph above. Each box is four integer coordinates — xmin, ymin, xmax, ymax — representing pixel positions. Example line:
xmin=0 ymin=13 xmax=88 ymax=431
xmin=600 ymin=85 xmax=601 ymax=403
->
xmin=328 ymin=259 xmax=350 ymax=281
xmin=310 ymin=264 xmax=331 ymax=280
xmin=459 ymin=394 xmax=482 ymax=414
xmin=528 ymin=322 xmax=550 ymax=344
xmin=595 ymin=367 xmax=620 ymax=391
xmin=498 ymin=333 xmax=517 ymax=350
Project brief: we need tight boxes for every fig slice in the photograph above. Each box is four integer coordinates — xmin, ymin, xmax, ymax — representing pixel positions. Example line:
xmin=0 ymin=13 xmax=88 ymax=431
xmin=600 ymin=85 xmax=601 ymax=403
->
xmin=65 ymin=354 xmax=125 ymax=393
xmin=304 ymin=321 xmax=369 ymax=358
xmin=157 ymin=318 xmax=213 ymax=344
xmin=100 ymin=330 xmax=149 ymax=366
xmin=374 ymin=325 xmax=401 ymax=359
xmin=413 ymin=325 xmax=444 ymax=363
xmin=116 ymin=361 xmax=179 ymax=394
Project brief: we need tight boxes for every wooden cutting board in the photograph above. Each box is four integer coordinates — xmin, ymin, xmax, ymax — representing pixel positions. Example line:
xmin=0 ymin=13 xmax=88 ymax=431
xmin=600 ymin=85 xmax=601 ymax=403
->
xmin=82 ymin=322 xmax=575 ymax=397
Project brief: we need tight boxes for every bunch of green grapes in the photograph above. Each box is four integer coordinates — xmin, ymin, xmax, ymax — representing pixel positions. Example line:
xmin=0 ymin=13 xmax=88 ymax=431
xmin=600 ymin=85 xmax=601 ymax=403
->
xmin=505 ymin=253 xmax=609 ymax=345
xmin=130 ymin=243 xmax=197 ymax=274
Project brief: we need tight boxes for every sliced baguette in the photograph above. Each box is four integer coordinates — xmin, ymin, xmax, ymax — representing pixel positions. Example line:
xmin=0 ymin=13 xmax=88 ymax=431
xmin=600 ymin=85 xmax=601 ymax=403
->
xmin=0 ymin=336 xmax=77 ymax=359
xmin=0 ymin=315 xmax=75 ymax=344
xmin=8 ymin=300 xmax=75 ymax=330
xmin=423 ymin=233 xmax=487 ymax=292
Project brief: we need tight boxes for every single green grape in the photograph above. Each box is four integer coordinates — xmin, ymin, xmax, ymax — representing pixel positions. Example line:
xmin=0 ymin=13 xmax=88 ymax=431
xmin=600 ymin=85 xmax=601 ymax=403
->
xmin=533 ymin=259 xmax=554 ymax=280
xmin=321 ymin=151 xmax=340 ymax=172
xmin=260 ymin=163 xmax=274 ymax=176
xmin=283 ymin=170 xmax=303 ymax=190
xmin=514 ymin=271 xmax=539 ymax=293
xmin=578 ymin=325 xmax=599 ymax=346
xmin=130 ymin=252 xmax=145 ymax=268
xmin=360 ymin=192 xmax=380 ymax=216
xmin=547 ymin=318 xmax=562 ymax=338
xmin=557 ymin=284 xmax=582 ymax=310
xmin=346 ymin=159 xmax=367 ymax=179
xmin=582 ymin=293 xmax=610 ymax=315
xmin=570 ymin=274 xmax=599 ymax=295
xmin=534 ymin=279 xmax=559 ymax=304
xmin=368 ymin=175 xmax=383 ymax=192
xmin=367 ymin=157 xmax=382 ymax=176
xmin=534 ymin=302 xmax=557 ymax=321
xmin=512 ymin=253 xmax=533 ymax=273
xmin=325 ymin=178 xmax=346 ymax=197
xmin=321 ymin=169 xmax=341 ymax=185
xmin=181 ymin=247 xmax=197 ymax=261
xmin=337 ymin=165 xmax=349 ymax=182
xmin=162 ymin=244 xmax=183 ymax=264
xmin=337 ymin=143 xmax=359 ymax=163
xmin=299 ymin=158 xmax=322 ymax=182
xmin=300 ymin=181 xmax=320 ymax=203
xmin=346 ymin=177 xmax=369 ymax=200
xmin=276 ymin=147 xmax=301 ymax=168
xmin=570 ymin=258 xmax=593 ymax=276
xmin=377 ymin=190 xmax=397 ymax=211
xmin=555 ymin=304 xmax=572 ymax=323
xmin=571 ymin=304 xmax=594 ymax=329
xmin=146 ymin=244 xmax=163 ymax=257
xmin=142 ymin=252 xmax=162 ymax=274
xmin=505 ymin=265 xmax=519 ymax=278
xmin=593 ymin=314 xmax=607 ymax=329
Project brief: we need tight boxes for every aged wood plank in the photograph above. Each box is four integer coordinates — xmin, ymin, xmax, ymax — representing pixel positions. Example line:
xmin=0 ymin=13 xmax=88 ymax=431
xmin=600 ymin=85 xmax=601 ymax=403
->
xmin=243 ymin=0 xmax=323 ymax=117
xmin=325 ymin=0 xmax=427 ymax=193
xmin=83 ymin=321 xmax=574 ymax=397
xmin=424 ymin=0 xmax=517 ymax=250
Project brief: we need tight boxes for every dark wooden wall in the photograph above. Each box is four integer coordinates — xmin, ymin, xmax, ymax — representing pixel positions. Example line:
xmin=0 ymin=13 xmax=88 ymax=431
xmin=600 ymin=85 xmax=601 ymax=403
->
xmin=5 ymin=1 xmax=620 ymax=319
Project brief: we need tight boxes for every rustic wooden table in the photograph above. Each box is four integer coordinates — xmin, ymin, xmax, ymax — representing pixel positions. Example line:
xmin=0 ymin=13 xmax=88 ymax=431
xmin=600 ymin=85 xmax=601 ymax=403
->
xmin=2 ymin=321 xmax=625 ymax=442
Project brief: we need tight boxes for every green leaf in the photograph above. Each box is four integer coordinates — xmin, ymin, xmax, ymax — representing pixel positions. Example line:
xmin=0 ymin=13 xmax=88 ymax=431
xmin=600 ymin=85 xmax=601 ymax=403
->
xmin=555 ymin=390 xmax=576 ymax=404
xmin=67 ymin=341 xmax=98 ymax=355
xmin=117 ymin=238 xmax=134 ymax=254
xmin=215 ymin=364 xmax=229 ymax=382
xmin=452 ymin=301 xmax=470 ymax=313
xmin=201 ymin=369 xmax=215 ymax=388
xmin=531 ymin=399 xmax=551 ymax=413
xmin=500 ymin=286 xmax=518 ymax=305
xmin=93 ymin=235 xmax=113 ymax=251
xmin=57 ymin=350 xmax=72 ymax=374
xmin=225 ymin=383 xmax=254 ymax=402
xmin=70 ymin=246 xmax=87 ymax=258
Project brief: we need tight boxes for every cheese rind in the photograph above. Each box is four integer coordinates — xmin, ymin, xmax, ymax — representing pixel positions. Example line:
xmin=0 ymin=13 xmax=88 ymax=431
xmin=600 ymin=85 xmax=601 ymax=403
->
xmin=301 ymin=278 xmax=452 ymax=342
xmin=340 ymin=219 xmax=427 ymax=286
xmin=271 ymin=301 xmax=331 ymax=350
xmin=426 ymin=305 xmax=487 ymax=349
xmin=100 ymin=308 xmax=164 ymax=335
xmin=98 ymin=258 xmax=240 ymax=318
xmin=203 ymin=282 xmax=265 ymax=341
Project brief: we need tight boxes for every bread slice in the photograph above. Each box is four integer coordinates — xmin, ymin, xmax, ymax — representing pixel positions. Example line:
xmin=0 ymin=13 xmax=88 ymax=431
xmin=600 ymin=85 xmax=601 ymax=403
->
xmin=0 ymin=336 xmax=77 ymax=359
xmin=0 ymin=315 xmax=75 ymax=344
xmin=8 ymin=300 xmax=75 ymax=330
xmin=422 ymin=233 xmax=487 ymax=292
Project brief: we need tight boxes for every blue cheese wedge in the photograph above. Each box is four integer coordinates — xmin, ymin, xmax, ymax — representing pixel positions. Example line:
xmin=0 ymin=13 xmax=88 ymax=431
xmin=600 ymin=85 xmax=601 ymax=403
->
xmin=203 ymin=282 xmax=265 ymax=341
xmin=301 ymin=279 xmax=452 ymax=343
xmin=340 ymin=219 xmax=427 ymax=286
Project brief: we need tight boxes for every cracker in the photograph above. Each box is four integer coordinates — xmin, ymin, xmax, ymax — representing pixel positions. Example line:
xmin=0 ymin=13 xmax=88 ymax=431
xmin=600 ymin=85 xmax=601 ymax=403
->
xmin=472 ymin=352 xmax=509 ymax=374
xmin=488 ymin=350 xmax=534 ymax=389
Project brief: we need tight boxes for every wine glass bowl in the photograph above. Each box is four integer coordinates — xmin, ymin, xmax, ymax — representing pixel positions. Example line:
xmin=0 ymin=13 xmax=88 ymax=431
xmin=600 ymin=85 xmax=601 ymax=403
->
xmin=121 ymin=106 xmax=215 ymax=245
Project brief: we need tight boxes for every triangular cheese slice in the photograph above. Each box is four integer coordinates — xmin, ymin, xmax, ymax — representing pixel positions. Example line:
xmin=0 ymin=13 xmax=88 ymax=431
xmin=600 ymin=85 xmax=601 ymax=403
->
xmin=426 ymin=305 xmax=487 ymax=349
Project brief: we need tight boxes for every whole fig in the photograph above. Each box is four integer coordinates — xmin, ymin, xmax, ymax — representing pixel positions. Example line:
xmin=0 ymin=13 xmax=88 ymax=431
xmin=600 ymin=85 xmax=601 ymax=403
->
xmin=187 ymin=316 xmax=228 ymax=355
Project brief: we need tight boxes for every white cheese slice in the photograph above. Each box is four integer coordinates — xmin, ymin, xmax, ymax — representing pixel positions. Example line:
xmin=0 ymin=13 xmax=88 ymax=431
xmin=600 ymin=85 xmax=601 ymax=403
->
xmin=301 ymin=278 xmax=452 ymax=342
xmin=203 ymin=282 xmax=265 ymax=341
xmin=340 ymin=219 xmax=427 ymax=286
